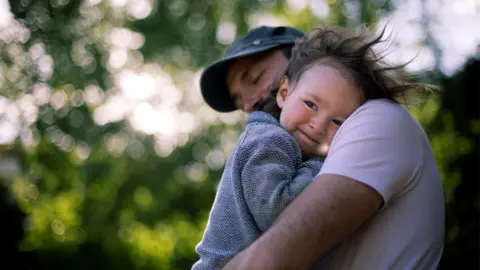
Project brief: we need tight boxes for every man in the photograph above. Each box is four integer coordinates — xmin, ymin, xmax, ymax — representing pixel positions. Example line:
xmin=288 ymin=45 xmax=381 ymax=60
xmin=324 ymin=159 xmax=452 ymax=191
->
xmin=200 ymin=25 xmax=445 ymax=269
xmin=200 ymin=25 xmax=305 ymax=113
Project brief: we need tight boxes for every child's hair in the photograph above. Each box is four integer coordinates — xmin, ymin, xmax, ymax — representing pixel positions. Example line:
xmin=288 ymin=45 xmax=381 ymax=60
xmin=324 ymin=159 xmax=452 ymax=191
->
xmin=256 ymin=25 xmax=434 ymax=119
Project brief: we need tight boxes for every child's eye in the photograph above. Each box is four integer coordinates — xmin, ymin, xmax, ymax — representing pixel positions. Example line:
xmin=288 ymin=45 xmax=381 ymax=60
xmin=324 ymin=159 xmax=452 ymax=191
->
xmin=303 ymin=101 xmax=317 ymax=110
xmin=332 ymin=119 xmax=343 ymax=126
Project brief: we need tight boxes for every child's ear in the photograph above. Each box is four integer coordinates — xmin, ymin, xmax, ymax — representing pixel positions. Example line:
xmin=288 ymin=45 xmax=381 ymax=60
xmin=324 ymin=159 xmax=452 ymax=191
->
xmin=276 ymin=77 xmax=289 ymax=109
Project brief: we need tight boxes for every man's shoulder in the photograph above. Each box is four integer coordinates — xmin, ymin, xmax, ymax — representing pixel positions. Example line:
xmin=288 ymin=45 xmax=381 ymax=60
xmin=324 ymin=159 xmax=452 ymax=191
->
xmin=355 ymin=99 xmax=408 ymax=117
xmin=347 ymin=99 xmax=421 ymax=131
xmin=332 ymin=99 xmax=426 ymax=151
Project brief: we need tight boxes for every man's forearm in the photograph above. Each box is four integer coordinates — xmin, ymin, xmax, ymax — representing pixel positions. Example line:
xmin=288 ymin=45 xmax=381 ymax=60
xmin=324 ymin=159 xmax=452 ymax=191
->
xmin=224 ymin=174 xmax=382 ymax=269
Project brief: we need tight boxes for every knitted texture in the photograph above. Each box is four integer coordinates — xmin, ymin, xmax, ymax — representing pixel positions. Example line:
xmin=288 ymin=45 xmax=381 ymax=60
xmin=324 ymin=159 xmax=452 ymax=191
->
xmin=192 ymin=111 xmax=323 ymax=270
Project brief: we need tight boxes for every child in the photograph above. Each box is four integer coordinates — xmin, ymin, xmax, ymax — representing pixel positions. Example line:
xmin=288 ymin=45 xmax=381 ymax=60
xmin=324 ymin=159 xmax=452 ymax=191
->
xmin=192 ymin=25 xmax=424 ymax=269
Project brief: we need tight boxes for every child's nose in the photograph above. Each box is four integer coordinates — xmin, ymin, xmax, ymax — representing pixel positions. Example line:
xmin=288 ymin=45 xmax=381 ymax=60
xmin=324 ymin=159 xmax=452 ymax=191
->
xmin=309 ymin=116 xmax=328 ymax=135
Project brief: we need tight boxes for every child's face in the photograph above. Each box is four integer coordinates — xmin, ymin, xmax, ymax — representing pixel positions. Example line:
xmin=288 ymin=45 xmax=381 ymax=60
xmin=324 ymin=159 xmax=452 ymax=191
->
xmin=277 ymin=63 xmax=362 ymax=157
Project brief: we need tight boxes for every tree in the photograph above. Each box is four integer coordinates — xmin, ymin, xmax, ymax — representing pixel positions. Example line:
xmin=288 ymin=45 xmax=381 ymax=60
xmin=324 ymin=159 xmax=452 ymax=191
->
xmin=0 ymin=0 xmax=477 ymax=269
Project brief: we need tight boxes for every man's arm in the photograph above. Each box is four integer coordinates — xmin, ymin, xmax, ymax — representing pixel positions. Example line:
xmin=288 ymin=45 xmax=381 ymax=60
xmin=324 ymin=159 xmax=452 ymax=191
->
xmin=223 ymin=173 xmax=382 ymax=269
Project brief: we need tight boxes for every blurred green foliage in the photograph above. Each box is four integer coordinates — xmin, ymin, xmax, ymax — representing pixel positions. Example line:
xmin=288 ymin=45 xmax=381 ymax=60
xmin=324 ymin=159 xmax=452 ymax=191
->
xmin=0 ymin=0 xmax=478 ymax=269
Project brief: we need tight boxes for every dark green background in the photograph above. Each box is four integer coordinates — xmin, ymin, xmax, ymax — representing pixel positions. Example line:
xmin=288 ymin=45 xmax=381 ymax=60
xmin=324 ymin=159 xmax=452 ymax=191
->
xmin=0 ymin=0 xmax=478 ymax=269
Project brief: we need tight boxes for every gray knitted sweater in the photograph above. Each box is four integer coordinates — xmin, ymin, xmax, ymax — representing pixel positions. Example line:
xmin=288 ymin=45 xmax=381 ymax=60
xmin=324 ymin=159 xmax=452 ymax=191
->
xmin=192 ymin=111 xmax=323 ymax=270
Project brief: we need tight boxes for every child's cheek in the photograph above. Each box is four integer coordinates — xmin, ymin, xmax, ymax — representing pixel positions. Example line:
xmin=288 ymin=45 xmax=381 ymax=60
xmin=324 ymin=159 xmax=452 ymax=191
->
xmin=279 ymin=114 xmax=292 ymax=132
xmin=324 ymin=129 xmax=336 ymax=145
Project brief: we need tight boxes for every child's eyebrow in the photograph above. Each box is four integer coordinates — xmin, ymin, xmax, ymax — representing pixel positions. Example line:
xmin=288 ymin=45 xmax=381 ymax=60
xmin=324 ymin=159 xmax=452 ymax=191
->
xmin=304 ymin=91 xmax=337 ymax=111
xmin=304 ymin=92 xmax=323 ymax=104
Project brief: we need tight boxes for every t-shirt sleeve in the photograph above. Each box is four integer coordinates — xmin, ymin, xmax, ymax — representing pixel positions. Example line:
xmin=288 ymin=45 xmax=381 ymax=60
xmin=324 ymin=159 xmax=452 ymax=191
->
xmin=318 ymin=101 xmax=423 ymax=206
xmin=235 ymin=127 xmax=323 ymax=232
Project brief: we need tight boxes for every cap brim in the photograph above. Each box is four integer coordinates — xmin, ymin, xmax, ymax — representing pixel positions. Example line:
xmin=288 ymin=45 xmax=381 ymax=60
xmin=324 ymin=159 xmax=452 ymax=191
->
xmin=200 ymin=43 xmax=287 ymax=113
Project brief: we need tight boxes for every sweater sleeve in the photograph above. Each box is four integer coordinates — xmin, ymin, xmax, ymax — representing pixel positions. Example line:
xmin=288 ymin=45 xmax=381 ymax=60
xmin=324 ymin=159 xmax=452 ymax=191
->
xmin=233 ymin=126 xmax=323 ymax=232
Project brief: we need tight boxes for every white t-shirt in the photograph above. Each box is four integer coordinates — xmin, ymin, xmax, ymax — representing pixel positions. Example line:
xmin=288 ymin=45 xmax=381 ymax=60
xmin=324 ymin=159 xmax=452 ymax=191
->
xmin=317 ymin=99 xmax=445 ymax=270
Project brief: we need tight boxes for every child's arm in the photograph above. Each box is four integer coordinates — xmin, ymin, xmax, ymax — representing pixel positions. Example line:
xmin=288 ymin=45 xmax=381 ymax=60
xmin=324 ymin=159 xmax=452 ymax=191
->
xmin=233 ymin=127 xmax=323 ymax=232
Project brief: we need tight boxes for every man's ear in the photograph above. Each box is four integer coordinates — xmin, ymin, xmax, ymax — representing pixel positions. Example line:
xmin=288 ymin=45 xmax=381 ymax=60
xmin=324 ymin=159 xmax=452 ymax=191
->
xmin=276 ymin=77 xmax=289 ymax=109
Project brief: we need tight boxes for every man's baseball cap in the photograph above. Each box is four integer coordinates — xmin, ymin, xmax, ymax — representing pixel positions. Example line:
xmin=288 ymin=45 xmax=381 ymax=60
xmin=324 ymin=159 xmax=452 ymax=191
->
xmin=200 ymin=25 xmax=306 ymax=112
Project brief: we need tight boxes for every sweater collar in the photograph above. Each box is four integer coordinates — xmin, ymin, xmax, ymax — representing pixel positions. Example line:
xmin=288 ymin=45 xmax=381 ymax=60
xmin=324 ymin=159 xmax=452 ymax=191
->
xmin=246 ymin=111 xmax=280 ymax=127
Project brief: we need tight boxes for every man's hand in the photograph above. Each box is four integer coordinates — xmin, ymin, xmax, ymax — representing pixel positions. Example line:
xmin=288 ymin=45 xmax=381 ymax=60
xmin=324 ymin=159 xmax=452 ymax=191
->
xmin=223 ymin=173 xmax=382 ymax=270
